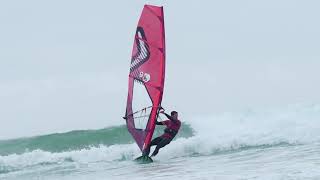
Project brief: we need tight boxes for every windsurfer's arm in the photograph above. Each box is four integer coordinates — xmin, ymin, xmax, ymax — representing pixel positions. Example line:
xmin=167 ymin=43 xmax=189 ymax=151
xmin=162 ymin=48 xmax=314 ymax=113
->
xmin=158 ymin=108 xmax=174 ymax=123
xmin=162 ymin=112 xmax=174 ymax=121
xmin=159 ymin=109 xmax=172 ymax=120
xmin=155 ymin=120 xmax=165 ymax=125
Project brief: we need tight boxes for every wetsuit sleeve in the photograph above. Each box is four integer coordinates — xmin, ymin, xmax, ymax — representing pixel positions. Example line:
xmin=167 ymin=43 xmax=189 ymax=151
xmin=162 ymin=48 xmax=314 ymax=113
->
xmin=155 ymin=121 xmax=164 ymax=125
xmin=156 ymin=120 xmax=170 ymax=125
xmin=162 ymin=120 xmax=170 ymax=125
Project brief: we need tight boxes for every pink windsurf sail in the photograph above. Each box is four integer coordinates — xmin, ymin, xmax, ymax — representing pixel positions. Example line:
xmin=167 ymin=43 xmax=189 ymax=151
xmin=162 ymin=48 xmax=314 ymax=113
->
xmin=124 ymin=5 xmax=166 ymax=153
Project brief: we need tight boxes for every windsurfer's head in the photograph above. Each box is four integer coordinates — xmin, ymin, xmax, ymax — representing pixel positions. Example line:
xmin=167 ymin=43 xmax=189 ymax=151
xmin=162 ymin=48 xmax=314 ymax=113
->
xmin=171 ymin=111 xmax=178 ymax=119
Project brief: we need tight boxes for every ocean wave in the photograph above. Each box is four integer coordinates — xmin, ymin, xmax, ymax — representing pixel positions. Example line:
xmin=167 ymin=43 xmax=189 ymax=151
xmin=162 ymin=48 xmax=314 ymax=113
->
xmin=0 ymin=124 xmax=193 ymax=156
xmin=1 ymin=103 xmax=320 ymax=174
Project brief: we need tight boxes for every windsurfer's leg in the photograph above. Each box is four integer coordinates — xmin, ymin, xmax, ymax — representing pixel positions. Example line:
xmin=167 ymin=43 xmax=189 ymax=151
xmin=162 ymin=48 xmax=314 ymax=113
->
xmin=151 ymin=138 xmax=171 ymax=157
xmin=142 ymin=137 xmax=162 ymax=156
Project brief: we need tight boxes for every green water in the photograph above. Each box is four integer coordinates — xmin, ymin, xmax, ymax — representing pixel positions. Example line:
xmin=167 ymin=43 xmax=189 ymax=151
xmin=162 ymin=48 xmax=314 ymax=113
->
xmin=0 ymin=123 xmax=194 ymax=156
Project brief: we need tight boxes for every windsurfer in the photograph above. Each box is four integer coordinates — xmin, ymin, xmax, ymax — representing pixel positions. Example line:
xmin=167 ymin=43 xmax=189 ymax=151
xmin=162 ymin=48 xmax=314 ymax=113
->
xmin=143 ymin=109 xmax=181 ymax=157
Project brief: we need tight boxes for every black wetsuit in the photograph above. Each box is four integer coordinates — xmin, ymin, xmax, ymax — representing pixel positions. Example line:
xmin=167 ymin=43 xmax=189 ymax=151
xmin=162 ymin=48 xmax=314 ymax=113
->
xmin=143 ymin=113 xmax=181 ymax=157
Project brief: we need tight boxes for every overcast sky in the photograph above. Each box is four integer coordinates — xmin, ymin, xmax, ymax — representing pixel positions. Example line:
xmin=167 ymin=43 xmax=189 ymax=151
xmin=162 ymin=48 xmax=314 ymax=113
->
xmin=1 ymin=0 xmax=320 ymax=139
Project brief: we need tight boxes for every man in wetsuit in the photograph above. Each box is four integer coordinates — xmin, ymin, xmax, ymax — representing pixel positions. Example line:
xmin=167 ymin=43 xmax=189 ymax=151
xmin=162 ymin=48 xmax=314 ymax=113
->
xmin=143 ymin=110 xmax=181 ymax=157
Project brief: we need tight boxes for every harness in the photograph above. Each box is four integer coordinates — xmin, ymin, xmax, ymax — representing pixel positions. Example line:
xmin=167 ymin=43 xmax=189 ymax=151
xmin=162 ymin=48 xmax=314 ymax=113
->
xmin=164 ymin=128 xmax=178 ymax=137
xmin=163 ymin=120 xmax=180 ymax=138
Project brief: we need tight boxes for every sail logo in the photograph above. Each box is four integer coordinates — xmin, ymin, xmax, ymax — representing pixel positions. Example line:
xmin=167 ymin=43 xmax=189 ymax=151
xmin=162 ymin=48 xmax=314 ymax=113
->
xmin=139 ymin=71 xmax=151 ymax=82
xmin=130 ymin=27 xmax=150 ymax=72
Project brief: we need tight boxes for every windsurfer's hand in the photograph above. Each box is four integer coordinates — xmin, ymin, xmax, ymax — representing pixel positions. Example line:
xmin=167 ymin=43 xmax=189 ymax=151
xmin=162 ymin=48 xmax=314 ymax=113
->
xmin=159 ymin=110 xmax=165 ymax=114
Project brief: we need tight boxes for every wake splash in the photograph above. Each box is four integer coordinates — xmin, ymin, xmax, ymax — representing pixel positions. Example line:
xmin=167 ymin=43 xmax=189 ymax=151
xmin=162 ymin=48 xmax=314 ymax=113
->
xmin=1 ymin=103 xmax=320 ymax=174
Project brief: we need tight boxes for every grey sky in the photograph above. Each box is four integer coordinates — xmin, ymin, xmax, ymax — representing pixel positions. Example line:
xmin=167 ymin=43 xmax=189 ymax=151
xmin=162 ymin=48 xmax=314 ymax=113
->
xmin=1 ymin=0 xmax=320 ymax=139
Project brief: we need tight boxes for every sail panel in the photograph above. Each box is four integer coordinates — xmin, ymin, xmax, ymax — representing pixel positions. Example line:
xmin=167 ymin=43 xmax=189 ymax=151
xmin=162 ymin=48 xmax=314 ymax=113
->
xmin=125 ymin=5 xmax=165 ymax=152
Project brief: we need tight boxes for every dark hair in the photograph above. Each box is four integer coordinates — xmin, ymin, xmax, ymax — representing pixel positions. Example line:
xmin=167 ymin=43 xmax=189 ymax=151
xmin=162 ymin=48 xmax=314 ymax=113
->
xmin=171 ymin=111 xmax=178 ymax=116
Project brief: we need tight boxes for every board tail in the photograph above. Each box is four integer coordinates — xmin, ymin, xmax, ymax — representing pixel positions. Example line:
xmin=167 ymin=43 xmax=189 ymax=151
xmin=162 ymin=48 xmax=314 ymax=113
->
xmin=134 ymin=155 xmax=153 ymax=164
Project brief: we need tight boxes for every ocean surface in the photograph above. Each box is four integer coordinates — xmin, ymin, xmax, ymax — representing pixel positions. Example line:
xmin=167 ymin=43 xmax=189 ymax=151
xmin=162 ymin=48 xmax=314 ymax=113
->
xmin=1 ymin=104 xmax=320 ymax=180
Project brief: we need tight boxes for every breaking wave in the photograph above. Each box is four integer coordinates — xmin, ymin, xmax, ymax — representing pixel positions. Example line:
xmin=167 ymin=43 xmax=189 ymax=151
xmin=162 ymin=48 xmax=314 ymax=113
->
xmin=1 ymin=103 xmax=320 ymax=174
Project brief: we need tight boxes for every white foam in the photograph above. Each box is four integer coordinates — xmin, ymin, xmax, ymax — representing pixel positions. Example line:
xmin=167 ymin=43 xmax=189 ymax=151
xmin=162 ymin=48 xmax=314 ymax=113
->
xmin=0 ymin=144 xmax=139 ymax=170
xmin=156 ymin=103 xmax=320 ymax=159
